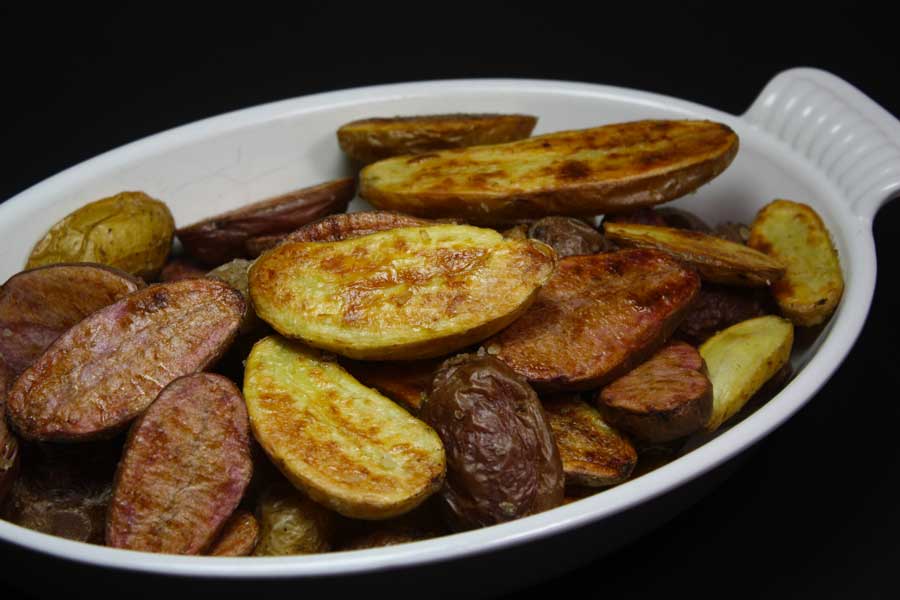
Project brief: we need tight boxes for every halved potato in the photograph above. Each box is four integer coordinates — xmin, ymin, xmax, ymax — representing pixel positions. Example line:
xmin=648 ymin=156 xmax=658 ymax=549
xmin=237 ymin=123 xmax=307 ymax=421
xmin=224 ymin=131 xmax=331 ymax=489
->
xmin=542 ymin=395 xmax=636 ymax=488
xmin=249 ymin=224 xmax=557 ymax=360
xmin=337 ymin=113 xmax=538 ymax=165
xmin=748 ymin=199 xmax=844 ymax=326
xmin=603 ymin=222 xmax=785 ymax=286
xmin=700 ymin=316 xmax=794 ymax=431
xmin=359 ymin=120 xmax=738 ymax=224
xmin=243 ymin=336 xmax=446 ymax=519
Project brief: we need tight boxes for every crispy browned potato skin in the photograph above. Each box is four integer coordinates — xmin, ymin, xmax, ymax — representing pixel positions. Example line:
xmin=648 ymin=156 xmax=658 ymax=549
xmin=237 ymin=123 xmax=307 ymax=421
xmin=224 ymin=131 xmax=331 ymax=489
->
xmin=245 ymin=210 xmax=437 ymax=256
xmin=0 ymin=359 xmax=19 ymax=504
xmin=107 ymin=373 xmax=253 ymax=554
xmin=0 ymin=263 xmax=144 ymax=376
xmin=542 ymin=394 xmax=636 ymax=487
xmin=6 ymin=278 xmax=245 ymax=442
xmin=337 ymin=114 xmax=538 ymax=165
xmin=598 ymin=341 xmax=713 ymax=443
xmin=488 ymin=249 xmax=700 ymax=391
xmin=207 ymin=510 xmax=261 ymax=557
xmin=337 ymin=500 xmax=445 ymax=550
xmin=359 ymin=120 xmax=738 ymax=224
xmin=26 ymin=191 xmax=175 ymax=280
xmin=341 ymin=357 xmax=442 ymax=413
xmin=207 ymin=258 xmax=262 ymax=336
xmin=177 ymin=178 xmax=355 ymax=265
xmin=2 ymin=437 xmax=120 ymax=544
xmin=603 ymin=222 xmax=785 ymax=286
xmin=420 ymin=354 xmax=564 ymax=531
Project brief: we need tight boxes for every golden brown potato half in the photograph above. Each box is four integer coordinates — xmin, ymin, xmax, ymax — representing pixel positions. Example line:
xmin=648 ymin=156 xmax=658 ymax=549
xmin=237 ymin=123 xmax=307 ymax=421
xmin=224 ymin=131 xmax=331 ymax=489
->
xmin=603 ymin=222 xmax=785 ymax=286
xmin=542 ymin=395 xmax=636 ymax=488
xmin=748 ymin=199 xmax=844 ymax=326
xmin=700 ymin=315 xmax=794 ymax=431
xmin=249 ymin=224 xmax=557 ymax=360
xmin=359 ymin=120 xmax=738 ymax=224
xmin=26 ymin=191 xmax=175 ymax=280
xmin=177 ymin=178 xmax=355 ymax=266
xmin=341 ymin=358 xmax=442 ymax=413
xmin=337 ymin=113 xmax=538 ymax=165
xmin=243 ymin=336 xmax=446 ymax=519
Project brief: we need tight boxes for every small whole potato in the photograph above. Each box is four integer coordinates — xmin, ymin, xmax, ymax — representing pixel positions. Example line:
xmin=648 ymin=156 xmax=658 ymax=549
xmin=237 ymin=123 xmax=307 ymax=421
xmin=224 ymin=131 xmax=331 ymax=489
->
xmin=420 ymin=353 xmax=564 ymax=531
xmin=26 ymin=191 xmax=175 ymax=280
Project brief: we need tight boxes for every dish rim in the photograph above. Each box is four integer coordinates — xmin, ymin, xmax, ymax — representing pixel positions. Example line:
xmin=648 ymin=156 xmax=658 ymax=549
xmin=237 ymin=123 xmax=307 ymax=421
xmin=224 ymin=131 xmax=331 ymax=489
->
xmin=0 ymin=74 xmax=882 ymax=578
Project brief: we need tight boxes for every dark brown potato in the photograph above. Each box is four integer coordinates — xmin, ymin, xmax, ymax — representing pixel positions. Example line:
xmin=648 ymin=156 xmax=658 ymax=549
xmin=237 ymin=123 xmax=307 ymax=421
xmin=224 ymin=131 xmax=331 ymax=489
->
xmin=337 ymin=113 xmax=538 ymax=165
xmin=598 ymin=342 xmax=713 ymax=443
xmin=542 ymin=394 xmax=636 ymax=487
xmin=2 ymin=437 xmax=121 ymax=544
xmin=1 ymin=359 xmax=19 ymax=503
xmin=527 ymin=217 xmax=608 ymax=258
xmin=341 ymin=358 xmax=442 ymax=413
xmin=158 ymin=257 xmax=206 ymax=282
xmin=0 ymin=263 xmax=144 ymax=375
xmin=676 ymin=284 xmax=769 ymax=344
xmin=177 ymin=178 xmax=356 ymax=265
xmin=487 ymin=249 xmax=700 ymax=391
xmin=419 ymin=354 xmax=564 ymax=531
xmin=6 ymin=278 xmax=245 ymax=442
xmin=246 ymin=210 xmax=437 ymax=256
xmin=207 ymin=510 xmax=261 ymax=556
xmin=107 ymin=373 xmax=252 ymax=554
xmin=603 ymin=208 xmax=667 ymax=227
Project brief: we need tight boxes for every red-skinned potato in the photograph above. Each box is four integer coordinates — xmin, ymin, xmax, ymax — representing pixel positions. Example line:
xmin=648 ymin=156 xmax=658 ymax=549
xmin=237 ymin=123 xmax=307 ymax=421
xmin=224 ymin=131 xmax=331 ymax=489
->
xmin=107 ymin=373 xmax=253 ymax=554
xmin=6 ymin=278 xmax=245 ymax=442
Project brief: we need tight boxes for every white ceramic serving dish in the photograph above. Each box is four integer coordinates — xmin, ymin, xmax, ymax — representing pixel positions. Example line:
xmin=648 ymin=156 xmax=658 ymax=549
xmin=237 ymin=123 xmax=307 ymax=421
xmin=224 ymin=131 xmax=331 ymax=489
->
xmin=1 ymin=68 xmax=898 ymax=599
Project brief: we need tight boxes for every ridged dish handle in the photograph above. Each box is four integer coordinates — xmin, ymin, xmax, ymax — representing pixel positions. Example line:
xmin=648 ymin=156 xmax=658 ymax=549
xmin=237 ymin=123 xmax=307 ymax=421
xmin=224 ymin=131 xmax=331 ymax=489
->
xmin=743 ymin=67 xmax=900 ymax=222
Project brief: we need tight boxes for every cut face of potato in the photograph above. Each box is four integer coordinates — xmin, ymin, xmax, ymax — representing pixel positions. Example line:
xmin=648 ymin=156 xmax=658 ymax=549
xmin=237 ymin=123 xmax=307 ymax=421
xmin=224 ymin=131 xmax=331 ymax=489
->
xmin=748 ymin=199 xmax=844 ymax=326
xmin=359 ymin=120 xmax=738 ymax=224
xmin=337 ymin=113 xmax=538 ymax=165
xmin=243 ymin=336 xmax=446 ymax=519
xmin=249 ymin=224 xmax=557 ymax=360
xmin=603 ymin=222 xmax=785 ymax=286
xmin=700 ymin=315 xmax=794 ymax=431
xmin=487 ymin=249 xmax=700 ymax=390
xmin=542 ymin=395 xmax=636 ymax=488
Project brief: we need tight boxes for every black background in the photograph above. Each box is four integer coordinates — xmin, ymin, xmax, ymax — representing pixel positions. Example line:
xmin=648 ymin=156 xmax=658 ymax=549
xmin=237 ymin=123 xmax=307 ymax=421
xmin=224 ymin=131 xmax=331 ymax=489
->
xmin=1 ymin=4 xmax=899 ymax=599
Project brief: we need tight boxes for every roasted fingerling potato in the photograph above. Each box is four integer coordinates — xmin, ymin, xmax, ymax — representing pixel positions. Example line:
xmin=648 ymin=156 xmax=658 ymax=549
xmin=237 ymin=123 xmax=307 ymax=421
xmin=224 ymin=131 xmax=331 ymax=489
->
xmin=700 ymin=315 xmax=794 ymax=432
xmin=249 ymin=224 xmax=557 ymax=360
xmin=359 ymin=120 xmax=738 ymax=224
xmin=748 ymin=199 xmax=844 ymax=326
xmin=337 ymin=113 xmax=538 ymax=165
xmin=243 ymin=336 xmax=446 ymax=520
xmin=603 ymin=221 xmax=785 ymax=286
xmin=26 ymin=191 xmax=175 ymax=280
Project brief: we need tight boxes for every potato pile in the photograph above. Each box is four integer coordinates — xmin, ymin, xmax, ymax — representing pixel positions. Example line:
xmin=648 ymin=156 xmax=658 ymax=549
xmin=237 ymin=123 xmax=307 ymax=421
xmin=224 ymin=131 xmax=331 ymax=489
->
xmin=0 ymin=113 xmax=844 ymax=555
